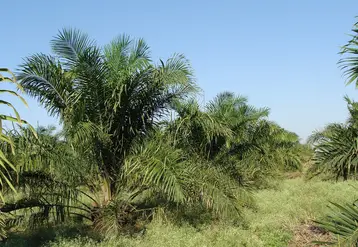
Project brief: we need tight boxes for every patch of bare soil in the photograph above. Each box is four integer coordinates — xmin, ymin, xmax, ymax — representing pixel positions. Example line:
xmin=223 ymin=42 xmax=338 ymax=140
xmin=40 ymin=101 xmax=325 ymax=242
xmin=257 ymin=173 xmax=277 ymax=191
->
xmin=288 ymin=223 xmax=333 ymax=247
xmin=284 ymin=171 xmax=303 ymax=179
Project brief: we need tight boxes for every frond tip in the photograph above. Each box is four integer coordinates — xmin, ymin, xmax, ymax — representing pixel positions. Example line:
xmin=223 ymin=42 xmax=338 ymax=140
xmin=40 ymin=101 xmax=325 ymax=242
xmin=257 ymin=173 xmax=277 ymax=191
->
xmin=315 ymin=201 xmax=358 ymax=246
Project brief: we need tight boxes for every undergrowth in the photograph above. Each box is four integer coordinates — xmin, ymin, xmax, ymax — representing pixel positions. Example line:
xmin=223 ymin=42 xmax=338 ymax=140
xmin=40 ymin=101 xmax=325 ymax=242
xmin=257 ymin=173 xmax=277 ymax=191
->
xmin=2 ymin=178 xmax=358 ymax=247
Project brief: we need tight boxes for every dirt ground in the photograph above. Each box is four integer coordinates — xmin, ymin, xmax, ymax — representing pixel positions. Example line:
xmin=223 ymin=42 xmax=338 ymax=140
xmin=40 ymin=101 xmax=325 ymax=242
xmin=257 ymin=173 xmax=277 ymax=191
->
xmin=288 ymin=223 xmax=333 ymax=247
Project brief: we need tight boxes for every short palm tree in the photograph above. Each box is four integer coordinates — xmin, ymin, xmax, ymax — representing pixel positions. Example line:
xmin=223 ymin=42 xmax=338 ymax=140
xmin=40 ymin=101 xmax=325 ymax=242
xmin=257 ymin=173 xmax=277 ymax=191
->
xmin=0 ymin=125 xmax=94 ymax=236
xmin=0 ymin=68 xmax=35 ymax=239
xmin=308 ymin=97 xmax=358 ymax=180
xmin=16 ymin=29 xmax=234 ymax=234
xmin=169 ymin=92 xmax=302 ymax=187
xmin=0 ymin=68 xmax=33 ymax=198
xmin=18 ymin=29 xmax=197 ymax=205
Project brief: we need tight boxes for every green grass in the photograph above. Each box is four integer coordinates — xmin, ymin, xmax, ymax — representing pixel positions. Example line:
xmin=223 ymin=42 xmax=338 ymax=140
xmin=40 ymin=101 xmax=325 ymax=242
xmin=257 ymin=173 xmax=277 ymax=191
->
xmin=3 ymin=178 xmax=358 ymax=247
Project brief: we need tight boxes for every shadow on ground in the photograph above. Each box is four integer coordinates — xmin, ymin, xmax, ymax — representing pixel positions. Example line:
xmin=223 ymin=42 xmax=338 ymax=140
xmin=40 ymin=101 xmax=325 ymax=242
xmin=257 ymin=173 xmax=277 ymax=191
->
xmin=0 ymin=224 xmax=100 ymax=247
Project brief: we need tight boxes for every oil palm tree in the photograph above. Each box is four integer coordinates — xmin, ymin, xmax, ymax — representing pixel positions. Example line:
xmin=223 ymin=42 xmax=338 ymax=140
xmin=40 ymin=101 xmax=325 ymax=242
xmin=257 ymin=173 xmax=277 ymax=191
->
xmin=16 ymin=29 xmax=224 ymax=234
xmin=168 ymin=92 xmax=301 ymax=187
xmin=205 ymin=93 xmax=302 ymax=180
xmin=220 ymin=119 xmax=303 ymax=187
xmin=339 ymin=19 xmax=358 ymax=87
xmin=308 ymin=97 xmax=358 ymax=181
xmin=168 ymin=98 xmax=233 ymax=158
xmin=0 ymin=68 xmax=34 ymax=199
xmin=17 ymin=28 xmax=197 ymax=204
xmin=170 ymin=92 xmax=269 ymax=160
xmin=205 ymin=92 xmax=270 ymax=159
xmin=0 ymin=125 xmax=94 ymax=238
xmin=313 ymin=19 xmax=358 ymax=246
xmin=0 ymin=68 xmax=36 ymax=239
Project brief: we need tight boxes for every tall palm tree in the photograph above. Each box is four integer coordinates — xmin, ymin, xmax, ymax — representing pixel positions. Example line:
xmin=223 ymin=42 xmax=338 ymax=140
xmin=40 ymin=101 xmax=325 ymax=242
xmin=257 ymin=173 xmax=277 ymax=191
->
xmin=17 ymin=29 xmax=197 ymax=204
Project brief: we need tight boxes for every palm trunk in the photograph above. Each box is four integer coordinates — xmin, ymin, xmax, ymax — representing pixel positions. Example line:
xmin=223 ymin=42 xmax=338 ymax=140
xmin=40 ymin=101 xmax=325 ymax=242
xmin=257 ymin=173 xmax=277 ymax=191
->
xmin=343 ymin=167 xmax=348 ymax=181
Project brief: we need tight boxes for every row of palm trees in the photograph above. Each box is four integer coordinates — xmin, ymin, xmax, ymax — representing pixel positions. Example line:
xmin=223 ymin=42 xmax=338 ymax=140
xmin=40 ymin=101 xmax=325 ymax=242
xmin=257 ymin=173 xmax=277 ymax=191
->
xmin=309 ymin=19 xmax=358 ymax=246
xmin=0 ymin=29 xmax=306 ymax=238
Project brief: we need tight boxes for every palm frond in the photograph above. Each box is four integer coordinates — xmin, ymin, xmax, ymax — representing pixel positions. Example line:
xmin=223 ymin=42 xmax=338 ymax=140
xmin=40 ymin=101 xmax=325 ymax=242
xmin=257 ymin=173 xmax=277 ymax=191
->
xmin=0 ymin=68 xmax=35 ymax=201
xmin=17 ymin=54 xmax=70 ymax=117
xmin=315 ymin=201 xmax=358 ymax=246
xmin=51 ymin=28 xmax=95 ymax=66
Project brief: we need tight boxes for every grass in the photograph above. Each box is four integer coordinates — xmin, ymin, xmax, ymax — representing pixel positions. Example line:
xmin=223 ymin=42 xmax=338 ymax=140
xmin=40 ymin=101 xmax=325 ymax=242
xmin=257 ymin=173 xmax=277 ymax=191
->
xmin=3 ymin=177 xmax=358 ymax=247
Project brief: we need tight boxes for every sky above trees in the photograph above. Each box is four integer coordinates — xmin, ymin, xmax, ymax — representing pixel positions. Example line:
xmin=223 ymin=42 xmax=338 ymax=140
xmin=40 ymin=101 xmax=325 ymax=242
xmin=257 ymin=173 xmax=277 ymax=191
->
xmin=2 ymin=0 xmax=358 ymax=141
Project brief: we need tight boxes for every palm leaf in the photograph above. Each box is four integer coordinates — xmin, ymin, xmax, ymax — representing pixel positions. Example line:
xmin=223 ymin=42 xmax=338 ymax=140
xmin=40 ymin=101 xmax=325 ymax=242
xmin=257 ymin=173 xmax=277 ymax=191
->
xmin=315 ymin=202 xmax=358 ymax=246
xmin=51 ymin=28 xmax=95 ymax=66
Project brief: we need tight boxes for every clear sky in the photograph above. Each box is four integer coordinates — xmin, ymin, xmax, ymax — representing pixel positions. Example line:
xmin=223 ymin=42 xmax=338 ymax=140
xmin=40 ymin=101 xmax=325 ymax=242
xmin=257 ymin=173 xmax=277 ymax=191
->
xmin=2 ymin=0 xmax=358 ymax=141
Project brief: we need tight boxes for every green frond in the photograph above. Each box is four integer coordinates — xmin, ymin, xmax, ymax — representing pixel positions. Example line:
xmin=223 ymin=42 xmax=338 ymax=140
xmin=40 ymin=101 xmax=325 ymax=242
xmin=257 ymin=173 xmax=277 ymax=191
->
xmin=315 ymin=202 xmax=358 ymax=246
xmin=51 ymin=28 xmax=95 ymax=66
xmin=339 ymin=20 xmax=358 ymax=87
xmin=104 ymin=34 xmax=151 ymax=75
xmin=156 ymin=53 xmax=199 ymax=97
xmin=309 ymin=109 xmax=358 ymax=180
xmin=17 ymin=54 xmax=70 ymax=117
xmin=0 ymin=68 xmax=35 ymax=201
xmin=123 ymin=136 xmax=193 ymax=204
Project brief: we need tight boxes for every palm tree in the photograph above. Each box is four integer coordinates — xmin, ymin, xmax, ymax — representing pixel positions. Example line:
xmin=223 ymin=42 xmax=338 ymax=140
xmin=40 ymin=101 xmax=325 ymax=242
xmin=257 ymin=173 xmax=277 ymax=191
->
xmin=168 ymin=92 xmax=302 ymax=187
xmin=308 ymin=97 xmax=358 ymax=181
xmin=16 ymin=29 xmax=239 ymax=234
xmin=0 ymin=68 xmax=34 ymax=199
xmin=339 ymin=20 xmax=358 ymax=86
xmin=17 ymin=29 xmax=197 ymax=204
xmin=205 ymin=92 xmax=270 ymax=159
xmin=169 ymin=92 xmax=269 ymax=160
xmin=0 ymin=68 xmax=36 ymax=239
xmin=205 ymin=93 xmax=302 ymax=181
xmin=313 ymin=19 xmax=358 ymax=246
xmin=0 ymin=125 xmax=94 ymax=237
xmin=221 ymin=119 xmax=303 ymax=187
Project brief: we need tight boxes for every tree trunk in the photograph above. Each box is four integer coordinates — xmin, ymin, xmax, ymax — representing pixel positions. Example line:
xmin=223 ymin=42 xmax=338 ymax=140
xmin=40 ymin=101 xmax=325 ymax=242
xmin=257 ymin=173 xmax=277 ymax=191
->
xmin=343 ymin=167 xmax=348 ymax=181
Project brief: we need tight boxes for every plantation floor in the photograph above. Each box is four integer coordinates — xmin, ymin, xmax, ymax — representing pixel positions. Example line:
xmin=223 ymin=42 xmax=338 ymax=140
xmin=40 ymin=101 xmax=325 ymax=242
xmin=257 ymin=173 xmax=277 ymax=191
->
xmin=3 ymin=177 xmax=358 ymax=247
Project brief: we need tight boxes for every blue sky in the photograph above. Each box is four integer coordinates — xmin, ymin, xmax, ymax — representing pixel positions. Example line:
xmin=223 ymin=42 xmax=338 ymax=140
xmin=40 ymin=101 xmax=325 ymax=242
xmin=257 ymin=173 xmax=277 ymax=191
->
xmin=1 ymin=0 xmax=358 ymax=141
